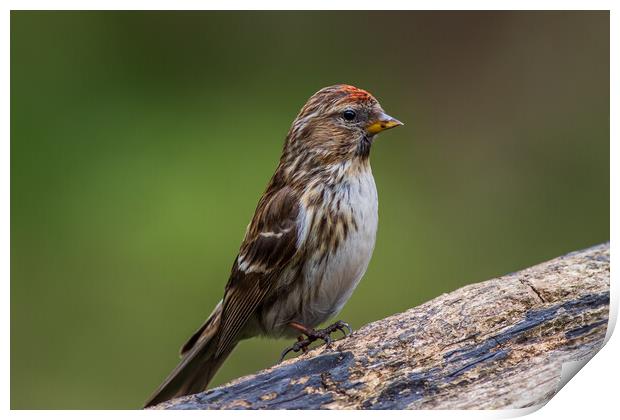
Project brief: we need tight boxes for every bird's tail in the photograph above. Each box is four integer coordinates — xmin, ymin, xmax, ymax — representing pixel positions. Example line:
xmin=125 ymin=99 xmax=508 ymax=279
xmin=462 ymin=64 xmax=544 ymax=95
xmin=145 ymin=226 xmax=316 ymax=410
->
xmin=144 ymin=300 xmax=235 ymax=408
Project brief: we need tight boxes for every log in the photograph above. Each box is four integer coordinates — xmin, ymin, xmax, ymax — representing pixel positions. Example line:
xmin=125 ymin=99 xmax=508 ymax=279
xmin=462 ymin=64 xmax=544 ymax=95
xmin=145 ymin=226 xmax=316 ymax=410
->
xmin=151 ymin=243 xmax=610 ymax=410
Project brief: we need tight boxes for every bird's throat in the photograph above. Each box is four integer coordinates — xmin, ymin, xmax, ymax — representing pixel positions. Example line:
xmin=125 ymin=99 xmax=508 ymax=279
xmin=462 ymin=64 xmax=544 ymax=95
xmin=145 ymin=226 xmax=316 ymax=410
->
xmin=355 ymin=134 xmax=372 ymax=159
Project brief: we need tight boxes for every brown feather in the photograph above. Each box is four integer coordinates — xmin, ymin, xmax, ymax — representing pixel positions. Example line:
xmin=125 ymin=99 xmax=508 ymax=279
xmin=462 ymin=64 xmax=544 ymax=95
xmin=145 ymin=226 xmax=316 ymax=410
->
xmin=215 ymin=186 xmax=300 ymax=357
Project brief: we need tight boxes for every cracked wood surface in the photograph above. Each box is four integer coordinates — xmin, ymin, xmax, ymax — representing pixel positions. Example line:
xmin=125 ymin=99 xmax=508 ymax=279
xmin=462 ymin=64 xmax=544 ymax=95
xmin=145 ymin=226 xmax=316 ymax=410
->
xmin=152 ymin=243 xmax=610 ymax=410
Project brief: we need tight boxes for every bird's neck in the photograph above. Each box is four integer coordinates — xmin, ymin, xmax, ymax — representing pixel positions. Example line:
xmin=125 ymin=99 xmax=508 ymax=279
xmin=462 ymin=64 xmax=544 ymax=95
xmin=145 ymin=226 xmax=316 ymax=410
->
xmin=275 ymin=152 xmax=371 ymax=188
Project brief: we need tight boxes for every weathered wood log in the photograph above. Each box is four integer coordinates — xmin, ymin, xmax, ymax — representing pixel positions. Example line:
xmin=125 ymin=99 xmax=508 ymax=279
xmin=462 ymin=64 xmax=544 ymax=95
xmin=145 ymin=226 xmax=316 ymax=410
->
xmin=152 ymin=243 xmax=610 ymax=410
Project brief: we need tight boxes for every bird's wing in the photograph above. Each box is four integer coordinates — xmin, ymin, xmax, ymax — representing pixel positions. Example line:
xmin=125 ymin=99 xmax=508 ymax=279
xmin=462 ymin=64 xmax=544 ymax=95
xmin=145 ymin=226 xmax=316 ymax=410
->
xmin=214 ymin=185 xmax=301 ymax=357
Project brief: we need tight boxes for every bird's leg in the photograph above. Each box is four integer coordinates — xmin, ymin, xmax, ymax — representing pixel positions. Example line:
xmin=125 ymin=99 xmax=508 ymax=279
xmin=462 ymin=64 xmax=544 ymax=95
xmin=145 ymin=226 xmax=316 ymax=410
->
xmin=279 ymin=322 xmax=316 ymax=362
xmin=279 ymin=320 xmax=353 ymax=362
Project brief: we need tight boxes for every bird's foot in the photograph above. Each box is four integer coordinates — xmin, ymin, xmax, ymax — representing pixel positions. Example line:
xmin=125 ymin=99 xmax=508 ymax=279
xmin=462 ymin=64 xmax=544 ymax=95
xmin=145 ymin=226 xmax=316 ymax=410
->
xmin=323 ymin=320 xmax=353 ymax=338
xmin=279 ymin=320 xmax=353 ymax=362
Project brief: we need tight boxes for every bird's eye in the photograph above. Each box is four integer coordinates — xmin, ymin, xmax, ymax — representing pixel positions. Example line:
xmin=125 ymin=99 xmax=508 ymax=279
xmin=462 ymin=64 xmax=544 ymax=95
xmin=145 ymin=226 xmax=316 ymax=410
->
xmin=342 ymin=109 xmax=357 ymax=121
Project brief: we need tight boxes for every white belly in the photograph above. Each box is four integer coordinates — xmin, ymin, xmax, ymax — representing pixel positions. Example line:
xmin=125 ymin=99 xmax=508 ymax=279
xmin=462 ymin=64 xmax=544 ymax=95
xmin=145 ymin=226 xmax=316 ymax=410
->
xmin=304 ymin=211 xmax=377 ymax=324
xmin=254 ymin=165 xmax=379 ymax=337
xmin=302 ymin=171 xmax=378 ymax=326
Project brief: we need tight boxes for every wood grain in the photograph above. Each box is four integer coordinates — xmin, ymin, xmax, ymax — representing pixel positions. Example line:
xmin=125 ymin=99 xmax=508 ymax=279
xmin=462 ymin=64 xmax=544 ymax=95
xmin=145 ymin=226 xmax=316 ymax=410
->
xmin=151 ymin=243 xmax=610 ymax=410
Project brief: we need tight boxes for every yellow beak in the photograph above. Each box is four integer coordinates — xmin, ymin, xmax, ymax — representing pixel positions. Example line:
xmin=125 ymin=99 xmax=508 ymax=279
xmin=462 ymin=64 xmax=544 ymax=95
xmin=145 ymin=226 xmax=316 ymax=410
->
xmin=366 ymin=113 xmax=404 ymax=135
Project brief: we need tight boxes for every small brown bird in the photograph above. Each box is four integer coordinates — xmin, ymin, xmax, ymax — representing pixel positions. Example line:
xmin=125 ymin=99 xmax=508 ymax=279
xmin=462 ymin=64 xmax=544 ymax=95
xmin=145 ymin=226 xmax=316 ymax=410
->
xmin=145 ymin=84 xmax=402 ymax=407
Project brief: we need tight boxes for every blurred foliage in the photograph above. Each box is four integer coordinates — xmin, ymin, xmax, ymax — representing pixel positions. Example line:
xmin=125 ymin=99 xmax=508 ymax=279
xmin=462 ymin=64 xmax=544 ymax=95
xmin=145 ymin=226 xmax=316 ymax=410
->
xmin=11 ymin=11 xmax=609 ymax=409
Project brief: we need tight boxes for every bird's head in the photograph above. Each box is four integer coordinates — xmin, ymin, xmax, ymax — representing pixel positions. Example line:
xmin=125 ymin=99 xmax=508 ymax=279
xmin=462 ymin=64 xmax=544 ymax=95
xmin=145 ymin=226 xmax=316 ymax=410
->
xmin=283 ymin=84 xmax=403 ymax=166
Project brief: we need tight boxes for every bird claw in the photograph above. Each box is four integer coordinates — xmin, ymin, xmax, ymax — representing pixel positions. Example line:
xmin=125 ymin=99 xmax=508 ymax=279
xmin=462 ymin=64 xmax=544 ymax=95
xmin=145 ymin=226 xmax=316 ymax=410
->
xmin=279 ymin=343 xmax=301 ymax=363
xmin=279 ymin=336 xmax=311 ymax=362
xmin=332 ymin=320 xmax=352 ymax=338
xmin=278 ymin=320 xmax=353 ymax=362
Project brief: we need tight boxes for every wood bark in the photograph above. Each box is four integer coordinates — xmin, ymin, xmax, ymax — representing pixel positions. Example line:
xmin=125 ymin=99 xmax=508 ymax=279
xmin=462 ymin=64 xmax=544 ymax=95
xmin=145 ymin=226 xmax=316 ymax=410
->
xmin=152 ymin=243 xmax=610 ymax=410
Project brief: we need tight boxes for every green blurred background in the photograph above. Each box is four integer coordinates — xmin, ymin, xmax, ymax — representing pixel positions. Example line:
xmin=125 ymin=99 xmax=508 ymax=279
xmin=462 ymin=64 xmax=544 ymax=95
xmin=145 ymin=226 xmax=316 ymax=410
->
xmin=11 ymin=11 xmax=609 ymax=409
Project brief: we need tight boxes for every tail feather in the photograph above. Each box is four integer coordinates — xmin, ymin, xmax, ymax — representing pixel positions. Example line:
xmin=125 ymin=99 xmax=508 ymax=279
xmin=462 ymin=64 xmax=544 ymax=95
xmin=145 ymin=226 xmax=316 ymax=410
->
xmin=144 ymin=301 xmax=235 ymax=408
xmin=179 ymin=300 xmax=223 ymax=357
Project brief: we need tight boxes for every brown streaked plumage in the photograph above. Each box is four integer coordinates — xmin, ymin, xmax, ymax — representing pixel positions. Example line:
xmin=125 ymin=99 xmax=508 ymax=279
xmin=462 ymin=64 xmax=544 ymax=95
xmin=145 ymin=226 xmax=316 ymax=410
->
xmin=144 ymin=84 xmax=402 ymax=407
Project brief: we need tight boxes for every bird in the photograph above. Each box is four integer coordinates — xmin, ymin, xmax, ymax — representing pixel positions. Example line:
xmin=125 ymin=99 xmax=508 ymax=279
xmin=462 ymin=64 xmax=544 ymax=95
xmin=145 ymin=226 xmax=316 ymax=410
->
xmin=144 ymin=84 xmax=403 ymax=407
